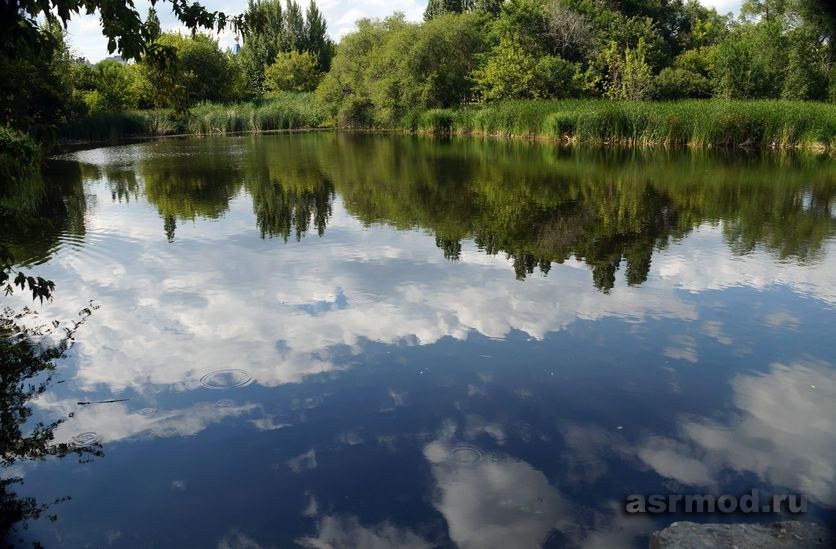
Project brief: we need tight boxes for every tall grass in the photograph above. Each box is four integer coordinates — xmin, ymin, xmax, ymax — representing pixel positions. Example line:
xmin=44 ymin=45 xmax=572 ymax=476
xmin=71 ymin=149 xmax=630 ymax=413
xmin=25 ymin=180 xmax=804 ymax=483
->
xmin=59 ymin=92 xmax=328 ymax=142
xmin=59 ymin=96 xmax=835 ymax=150
xmin=416 ymin=100 xmax=836 ymax=150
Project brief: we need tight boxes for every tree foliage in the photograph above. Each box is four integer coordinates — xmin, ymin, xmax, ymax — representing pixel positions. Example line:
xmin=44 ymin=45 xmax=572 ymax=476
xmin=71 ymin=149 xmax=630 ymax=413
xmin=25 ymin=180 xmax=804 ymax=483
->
xmin=265 ymin=50 xmax=322 ymax=92
xmin=139 ymin=33 xmax=239 ymax=112
xmin=76 ymin=60 xmax=141 ymax=112
xmin=318 ymin=13 xmax=487 ymax=127
xmin=239 ymin=0 xmax=332 ymax=95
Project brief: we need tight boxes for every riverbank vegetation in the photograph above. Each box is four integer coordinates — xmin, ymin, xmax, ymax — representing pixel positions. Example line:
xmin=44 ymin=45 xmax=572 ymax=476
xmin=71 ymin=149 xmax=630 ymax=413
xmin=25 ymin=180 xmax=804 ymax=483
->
xmin=414 ymin=99 xmax=836 ymax=148
xmin=2 ymin=0 xmax=836 ymax=167
xmin=58 ymin=94 xmax=327 ymax=142
xmin=58 ymin=97 xmax=835 ymax=150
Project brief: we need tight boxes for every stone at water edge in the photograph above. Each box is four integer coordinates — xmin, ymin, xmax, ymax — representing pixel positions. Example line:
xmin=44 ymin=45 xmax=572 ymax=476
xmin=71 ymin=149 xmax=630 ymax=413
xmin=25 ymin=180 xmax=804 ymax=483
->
xmin=649 ymin=521 xmax=833 ymax=548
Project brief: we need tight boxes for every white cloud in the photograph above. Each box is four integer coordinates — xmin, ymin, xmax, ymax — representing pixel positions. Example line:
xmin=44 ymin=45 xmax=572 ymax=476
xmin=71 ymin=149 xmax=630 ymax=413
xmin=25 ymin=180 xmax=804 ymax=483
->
xmin=631 ymin=361 xmax=836 ymax=505
xmin=423 ymin=421 xmax=573 ymax=549
xmin=700 ymin=0 xmax=741 ymax=15
xmin=298 ymin=515 xmax=432 ymax=549
xmin=423 ymin=420 xmax=656 ymax=548
xmin=36 ymin=398 xmax=257 ymax=445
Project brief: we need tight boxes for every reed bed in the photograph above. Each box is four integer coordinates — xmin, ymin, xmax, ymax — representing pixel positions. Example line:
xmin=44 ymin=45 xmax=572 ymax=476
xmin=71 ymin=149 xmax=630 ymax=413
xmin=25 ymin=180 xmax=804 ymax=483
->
xmin=59 ymin=97 xmax=834 ymax=150
xmin=58 ymin=93 xmax=328 ymax=142
xmin=416 ymin=100 xmax=836 ymax=150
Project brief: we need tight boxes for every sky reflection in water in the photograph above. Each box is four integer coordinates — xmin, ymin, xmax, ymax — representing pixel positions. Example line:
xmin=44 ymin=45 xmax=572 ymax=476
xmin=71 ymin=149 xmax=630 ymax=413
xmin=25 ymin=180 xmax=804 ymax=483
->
xmin=7 ymin=133 xmax=836 ymax=547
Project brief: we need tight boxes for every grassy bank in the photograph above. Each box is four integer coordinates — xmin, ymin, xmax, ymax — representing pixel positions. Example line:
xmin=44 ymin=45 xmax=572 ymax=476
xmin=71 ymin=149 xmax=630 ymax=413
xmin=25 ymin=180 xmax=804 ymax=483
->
xmin=413 ymin=100 xmax=836 ymax=150
xmin=58 ymin=96 xmax=836 ymax=151
xmin=58 ymin=93 xmax=328 ymax=142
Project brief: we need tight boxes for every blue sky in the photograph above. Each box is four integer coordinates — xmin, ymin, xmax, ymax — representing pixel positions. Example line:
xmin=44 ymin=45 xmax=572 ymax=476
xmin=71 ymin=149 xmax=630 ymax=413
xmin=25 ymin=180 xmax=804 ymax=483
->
xmin=65 ymin=0 xmax=742 ymax=62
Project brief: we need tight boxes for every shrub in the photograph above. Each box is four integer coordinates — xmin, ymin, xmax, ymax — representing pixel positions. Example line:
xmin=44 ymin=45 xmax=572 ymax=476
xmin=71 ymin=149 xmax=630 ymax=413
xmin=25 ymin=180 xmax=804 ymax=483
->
xmin=654 ymin=68 xmax=712 ymax=99
xmin=0 ymin=127 xmax=41 ymax=181
xmin=418 ymin=109 xmax=455 ymax=133
xmin=264 ymin=51 xmax=322 ymax=93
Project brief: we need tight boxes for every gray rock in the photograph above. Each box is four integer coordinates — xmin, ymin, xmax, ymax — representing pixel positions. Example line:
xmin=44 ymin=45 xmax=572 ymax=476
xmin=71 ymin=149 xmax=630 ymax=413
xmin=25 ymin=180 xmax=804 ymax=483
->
xmin=650 ymin=521 xmax=833 ymax=549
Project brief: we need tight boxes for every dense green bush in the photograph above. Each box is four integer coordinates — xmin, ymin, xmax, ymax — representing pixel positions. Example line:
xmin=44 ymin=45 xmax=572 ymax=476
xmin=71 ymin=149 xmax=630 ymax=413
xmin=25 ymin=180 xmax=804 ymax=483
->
xmin=264 ymin=51 xmax=322 ymax=93
xmin=146 ymin=33 xmax=240 ymax=108
xmin=417 ymin=109 xmax=455 ymax=133
xmin=0 ymin=127 xmax=41 ymax=181
xmin=317 ymin=13 xmax=486 ymax=127
xmin=78 ymin=60 xmax=143 ymax=112
xmin=473 ymin=37 xmax=581 ymax=100
xmin=654 ymin=67 xmax=712 ymax=99
xmin=713 ymin=21 xmax=785 ymax=99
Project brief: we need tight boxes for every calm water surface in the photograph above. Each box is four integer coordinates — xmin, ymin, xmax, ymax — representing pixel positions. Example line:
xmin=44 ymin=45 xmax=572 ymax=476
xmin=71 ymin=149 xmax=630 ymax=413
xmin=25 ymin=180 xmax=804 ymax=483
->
xmin=4 ymin=133 xmax=836 ymax=547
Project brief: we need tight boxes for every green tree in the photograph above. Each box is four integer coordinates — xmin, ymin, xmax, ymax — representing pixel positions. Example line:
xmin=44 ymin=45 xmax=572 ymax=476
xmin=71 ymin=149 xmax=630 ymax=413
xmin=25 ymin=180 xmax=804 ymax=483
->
xmin=240 ymin=0 xmax=330 ymax=95
xmin=283 ymin=0 xmax=307 ymax=51
xmin=265 ymin=50 xmax=322 ymax=92
xmin=240 ymin=0 xmax=285 ymax=96
xmin=740 ymin=0 xmax=790 ymax=23
xmin=675 ymin=0 xmax=730 ymax=51
xmin=425 ymin=0 xmax=474 ymax=20
xmin=317 ymin=13 xmax=486 ymax=126
xmin=305 ymin=0 xmax=333 ymax=71
xmin=604 ymin=14 xmax=668 ymax=69
xmin=0 ymin=0 xmax=239 ymax=162
xmin=141 ymin=33 xmax=238 ymax=111
xmin=82 ymin=60 xmax=141 ymax=112
xmin=388 ymin=13 xmax=486 ymax=109
xmin=620 ymin=39 xmax=654 ymax=99
xmin=475 ymin=0 xmax=505 ymax=17
xmin=473 ymin=0 xmax=589 ymax=99
xmin=712 ymin=21 xmax=785 ymax=99
xmin=473 ymin=36 xmax=580 ymax=99
xmin=0 ymin=19 xmax=83 ymax=136
xmin=316 ymin=17 xmax=393 ymax=127
xmin=488 ymin=0 xmax=549 ymax=51
xmin=781 ymin=25 xmax=829 ymax=100
xmin=598 ymin=38 xmax=654 ymax=100
xmin=146 ymin=7 xmax=162 ymax=42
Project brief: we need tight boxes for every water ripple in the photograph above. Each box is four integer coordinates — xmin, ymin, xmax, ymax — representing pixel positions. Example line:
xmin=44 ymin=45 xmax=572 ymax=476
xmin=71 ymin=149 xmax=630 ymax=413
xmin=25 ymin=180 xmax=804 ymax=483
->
xmin=199 ymin=369 xmax=253 ymax=389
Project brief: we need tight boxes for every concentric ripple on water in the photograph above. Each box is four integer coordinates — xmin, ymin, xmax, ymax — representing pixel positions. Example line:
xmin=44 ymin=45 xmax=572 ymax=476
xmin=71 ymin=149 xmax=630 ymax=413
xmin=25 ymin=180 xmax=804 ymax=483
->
xmin=349 ymin=292 xmax=382 ymax=306
xmin=72 ymin=432 xmax=101 ymax=446
xmin=199 ymin=369 xmax=253 ymax=389
xmin=449 ymin=445 xmax=483 ymax=466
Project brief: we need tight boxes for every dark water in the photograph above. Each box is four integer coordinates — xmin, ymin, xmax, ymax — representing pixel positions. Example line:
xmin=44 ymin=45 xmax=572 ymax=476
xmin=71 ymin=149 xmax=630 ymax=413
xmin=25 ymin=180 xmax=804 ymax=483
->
xmin=3 ymin=133 xmax=835 ymax=547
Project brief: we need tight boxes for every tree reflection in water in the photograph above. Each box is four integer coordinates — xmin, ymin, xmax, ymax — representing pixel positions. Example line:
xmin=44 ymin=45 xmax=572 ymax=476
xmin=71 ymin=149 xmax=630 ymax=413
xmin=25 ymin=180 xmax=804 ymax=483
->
xmin=124 ymin=135 xmax=834 ymax=292
xmin=1 ymin=167 xmax=101 ymax=545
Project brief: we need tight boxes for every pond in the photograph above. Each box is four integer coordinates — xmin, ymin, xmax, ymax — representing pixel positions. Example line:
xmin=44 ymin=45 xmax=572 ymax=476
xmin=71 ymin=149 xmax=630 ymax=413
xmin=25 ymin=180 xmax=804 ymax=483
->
xmin=4 ymin=133 xmax=835 ymax=547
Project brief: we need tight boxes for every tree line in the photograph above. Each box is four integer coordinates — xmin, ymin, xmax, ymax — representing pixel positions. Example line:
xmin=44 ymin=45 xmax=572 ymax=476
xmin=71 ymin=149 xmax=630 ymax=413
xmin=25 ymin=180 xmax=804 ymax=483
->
xmin=320 ymin=0 xmax=834 ymax=126
xmin=42 ymin=1 xmax=333 ymax=117
xmin=1 ymin=0 xmax=332 ymax=137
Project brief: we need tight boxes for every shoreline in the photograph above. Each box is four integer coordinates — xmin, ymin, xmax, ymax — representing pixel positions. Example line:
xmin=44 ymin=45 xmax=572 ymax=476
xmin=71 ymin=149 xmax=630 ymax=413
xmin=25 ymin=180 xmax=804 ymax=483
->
xmin=55 ymin=99 xmax=836 ymax=154
xmin=55 ymin=126 xmax=833 ymax=155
